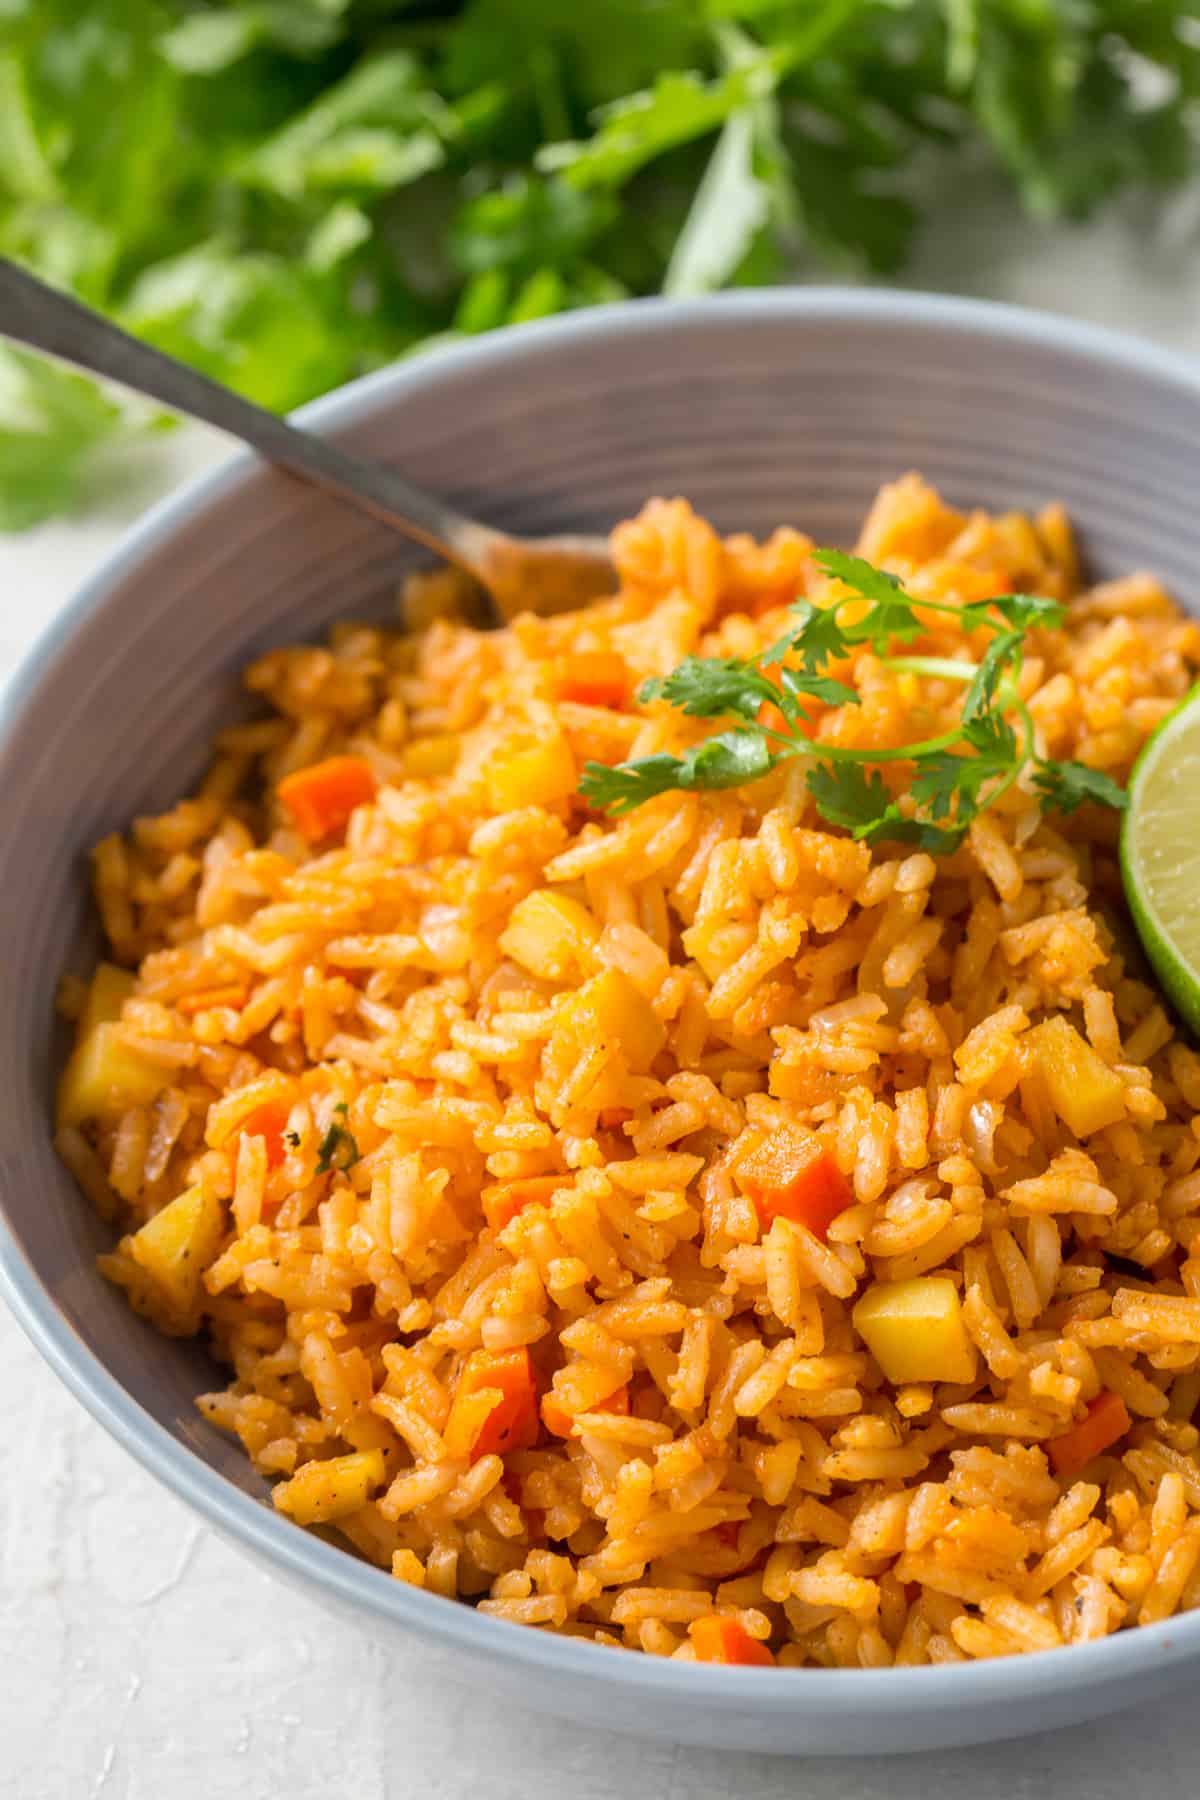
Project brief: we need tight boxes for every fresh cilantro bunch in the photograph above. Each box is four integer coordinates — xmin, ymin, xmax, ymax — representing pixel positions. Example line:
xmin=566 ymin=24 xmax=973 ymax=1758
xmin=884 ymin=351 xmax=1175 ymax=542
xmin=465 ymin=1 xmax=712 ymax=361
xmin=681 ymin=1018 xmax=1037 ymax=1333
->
xmin=3 ymin=0 xmax=1200 ymax=526
xmin=579 ymin=550 xmax=1126 ymax=851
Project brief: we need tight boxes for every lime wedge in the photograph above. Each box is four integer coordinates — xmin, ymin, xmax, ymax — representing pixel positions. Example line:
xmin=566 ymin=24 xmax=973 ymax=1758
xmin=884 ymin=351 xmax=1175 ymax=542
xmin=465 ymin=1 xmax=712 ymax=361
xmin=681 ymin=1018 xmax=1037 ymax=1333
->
xmin=1121 ymin=686 xmax=1200 ymax=1037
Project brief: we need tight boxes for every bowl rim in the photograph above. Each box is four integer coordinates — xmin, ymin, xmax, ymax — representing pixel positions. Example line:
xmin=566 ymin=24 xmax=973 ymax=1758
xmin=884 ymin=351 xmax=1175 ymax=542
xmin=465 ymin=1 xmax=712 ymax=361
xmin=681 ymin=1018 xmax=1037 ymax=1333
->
xmin=5 ymin=284 xmax=1200 ymax=1716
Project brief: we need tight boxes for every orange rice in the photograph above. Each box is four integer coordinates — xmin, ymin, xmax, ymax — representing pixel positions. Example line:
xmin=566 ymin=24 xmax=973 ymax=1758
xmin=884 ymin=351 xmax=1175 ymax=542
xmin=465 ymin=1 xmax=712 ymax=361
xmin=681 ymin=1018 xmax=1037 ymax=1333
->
xmin=54 ymin=475 xmax=1200 ymax=1666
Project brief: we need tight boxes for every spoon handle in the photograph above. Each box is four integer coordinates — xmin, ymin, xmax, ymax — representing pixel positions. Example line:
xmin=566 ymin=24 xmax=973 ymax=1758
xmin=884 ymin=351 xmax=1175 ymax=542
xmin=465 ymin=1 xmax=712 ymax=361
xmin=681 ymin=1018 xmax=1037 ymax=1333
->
xmin=0 ymin=257 xmax=497 ymax=569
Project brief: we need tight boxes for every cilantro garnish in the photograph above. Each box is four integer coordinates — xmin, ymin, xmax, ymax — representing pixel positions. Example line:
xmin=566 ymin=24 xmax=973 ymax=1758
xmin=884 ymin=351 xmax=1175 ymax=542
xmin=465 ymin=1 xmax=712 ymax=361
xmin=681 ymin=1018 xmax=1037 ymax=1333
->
xmin=1031 ymin=760 xmax=1128 ymax=815
xmin=579 ymin=551 xmax=1127 ymax=847
xmin=316 ymin=1103 xmax=359 ymax=1176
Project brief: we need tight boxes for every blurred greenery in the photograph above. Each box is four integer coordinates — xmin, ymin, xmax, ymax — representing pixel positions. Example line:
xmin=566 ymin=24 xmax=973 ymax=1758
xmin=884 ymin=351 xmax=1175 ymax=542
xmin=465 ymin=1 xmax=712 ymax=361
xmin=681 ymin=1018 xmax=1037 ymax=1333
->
xmin=2 ymin=0 xmax=1198 ymax=525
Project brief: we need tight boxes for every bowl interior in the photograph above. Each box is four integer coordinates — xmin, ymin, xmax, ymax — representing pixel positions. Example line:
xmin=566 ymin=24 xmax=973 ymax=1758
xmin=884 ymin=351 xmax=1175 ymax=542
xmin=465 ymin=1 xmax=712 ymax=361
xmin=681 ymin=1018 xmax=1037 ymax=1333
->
xmin=3 ymin=290 xmax=1200 ymax=1717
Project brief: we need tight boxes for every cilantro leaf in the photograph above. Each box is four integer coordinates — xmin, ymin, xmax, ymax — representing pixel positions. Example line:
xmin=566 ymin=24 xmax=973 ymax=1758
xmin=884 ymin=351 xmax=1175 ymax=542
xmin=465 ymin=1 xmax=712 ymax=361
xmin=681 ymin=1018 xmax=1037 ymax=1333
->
xmin=962 ymin=627 xmax=1023 ymax=724
xmin=812 ymin=549 xmax=907 ymax=608
xmin=960 ymin=709 xmax=1018 ymax=764
xmin=662 ymin=106 xmax=769 ymax=297
xmin=815 ymin=747 xmax=972 ymax=850
xmin=536 ymin=52 xmax=787 ymax=192
xmin=581 ymin=730 xmax=779 ymax=814
xmin=812 ymin=548 xmax=921 ymax=650
xmin=579 ymin=754 xmax=692 ymax=814
xmin=316 ymin=1103 xmax=359 ymax=1175
xmin=909 ymin=751 xmax=976 ymax=823
xmin=236 ymin=53 xmax=454 ymax=199
xmin=451 ymin=176 xmax=616 ymax=279
xmin=908 ymin=747 xmax=1009 ymax=839
xmin=764 ymin=598 xmax=852 ymax=675
xmin=161 ymin=4 xmax=348 ymax=73
xmin=687 ymin=728 xmax=777 ymax=790
xmin=1032 ymin=760 xmax=1128 ymax=814
xmin=962 ymin=594 xmax=1068 ymax=632
xmin=805 ymin=762 xmax=894 ymax=836
xmin=640 ymin=656 xmax=779 ymax=723
xmin=639 ymin=653 xmax=857 ymax=727
xmin=869 ymin=814 xmax=970 ymax=855
xmin=778 ymin=668 xmax=859 ymax=711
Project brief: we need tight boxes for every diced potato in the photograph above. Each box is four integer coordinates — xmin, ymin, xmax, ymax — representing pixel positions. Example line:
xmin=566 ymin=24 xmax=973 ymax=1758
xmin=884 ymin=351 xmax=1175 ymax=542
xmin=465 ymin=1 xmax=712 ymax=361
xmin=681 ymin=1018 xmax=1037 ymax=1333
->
xmin=767 ymin=1061 xmax=837 ymax=1106
xmin=79 ymin=963 xmax=136 ymax=1037
xmin=482 ymin=1175 xmax=561 ymax=1233
xmin=595 ymin=921 xmax=670 ymax=998
xmin=392 ymin=1549 xmax=427 ymax=1587
xmin=486 ymin=737 xmax=576 ymax=811
xmin=853 ymin=1277 xmax=977 ymax=1385
xmin=57 ymin=1023 xmax=163 ymax=1128
xmin=681 ymin=920 xmax=756 ymax=985
xmin=500 ymin=889 xmax=599 ymax=981
xmin=550 ymin=968 xmax=666 ymax=1075
xmin=273 ymin=1449 xmax=386 ymax=1525
xmin=341 ymin=1413 xmax=398 ymax=1457
xmin=128 ymin=1185 xmax=226 ymax=1320
xmin=401 ymin=734 xmax=460 ymax=779
xmin=1025 ymin=1014 xmax=1126 ymax=1138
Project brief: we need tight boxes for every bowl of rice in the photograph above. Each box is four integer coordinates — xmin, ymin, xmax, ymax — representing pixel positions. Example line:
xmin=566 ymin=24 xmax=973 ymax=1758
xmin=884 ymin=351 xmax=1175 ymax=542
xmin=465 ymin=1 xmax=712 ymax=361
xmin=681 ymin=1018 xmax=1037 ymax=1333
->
xmin=5 ymin=290 xmax=1200 ymax=1755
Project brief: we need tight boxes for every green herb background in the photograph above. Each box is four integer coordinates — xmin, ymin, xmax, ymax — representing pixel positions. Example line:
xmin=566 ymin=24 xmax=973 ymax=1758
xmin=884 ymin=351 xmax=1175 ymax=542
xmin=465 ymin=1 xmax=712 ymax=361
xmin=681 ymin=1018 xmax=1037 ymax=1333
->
xmin=2 ymin=1 xmax=1198 ymax=529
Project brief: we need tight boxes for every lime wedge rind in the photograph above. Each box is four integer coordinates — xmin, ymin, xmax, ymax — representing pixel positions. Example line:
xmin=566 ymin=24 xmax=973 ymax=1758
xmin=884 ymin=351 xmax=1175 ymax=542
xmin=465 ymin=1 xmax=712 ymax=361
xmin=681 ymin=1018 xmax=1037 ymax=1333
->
xmin=1120 ymin=684 xmax=1200 ymax=1040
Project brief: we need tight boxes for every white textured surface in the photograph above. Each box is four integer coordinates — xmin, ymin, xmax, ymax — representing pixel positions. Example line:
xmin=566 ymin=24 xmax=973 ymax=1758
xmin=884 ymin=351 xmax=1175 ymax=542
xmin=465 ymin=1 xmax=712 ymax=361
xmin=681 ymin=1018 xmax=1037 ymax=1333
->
xmin=6 ymin=207 xmax=1200 ymax=1795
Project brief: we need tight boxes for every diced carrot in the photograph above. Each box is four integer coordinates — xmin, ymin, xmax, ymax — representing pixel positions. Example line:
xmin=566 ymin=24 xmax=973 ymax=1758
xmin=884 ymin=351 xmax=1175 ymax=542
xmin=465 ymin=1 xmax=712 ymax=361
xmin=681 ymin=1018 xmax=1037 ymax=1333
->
xmin=734 ymin=1130 xmax=852 ymax=1240
xmin=756 ymin=700 xmax=816 ymax=740
xmin=540 ymin=1395 xmax=575 ymax=1439
xmin=756 ymin=664 xmax=788 ymax=739
xmin=177 ymin=984 xmax=249 ymax=1016
xmin=541 ymin=1383 xmax=629 ymax=1440
xmin=691 ymin=1616 xmax=775 ymax=1667
xmin=277 ymin=755 xmax=379 ymax=842
xmin=239 ymin=1099 xmax=292 ymax=1170
xmin=482 ymin=1176 xmax=562 ymax=1234
xmin=447 ymin=1348 xmax=539 ymax=1462
xmin=750 ymin=588 xmax=796 ymax=619
xmin=1048 ymin=1390 xmax=1131 ymax=1478
xmin=556 ymin=652 xmax=631 ymax=709
xmin=756 ymin=699 xmax=789 ymax=737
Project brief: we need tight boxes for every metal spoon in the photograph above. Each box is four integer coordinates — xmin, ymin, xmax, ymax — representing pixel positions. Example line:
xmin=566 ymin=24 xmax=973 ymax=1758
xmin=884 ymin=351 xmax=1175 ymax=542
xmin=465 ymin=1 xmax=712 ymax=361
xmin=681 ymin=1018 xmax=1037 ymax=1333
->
xmin=0 ymin=257 xmax=614 ymax=622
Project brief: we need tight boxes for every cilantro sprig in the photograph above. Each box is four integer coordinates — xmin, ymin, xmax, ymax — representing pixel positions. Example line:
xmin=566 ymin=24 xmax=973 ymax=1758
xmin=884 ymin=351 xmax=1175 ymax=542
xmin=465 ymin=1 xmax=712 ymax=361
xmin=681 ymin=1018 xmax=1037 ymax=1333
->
xmin=579 ymin=550 xmax=1126 ymax=850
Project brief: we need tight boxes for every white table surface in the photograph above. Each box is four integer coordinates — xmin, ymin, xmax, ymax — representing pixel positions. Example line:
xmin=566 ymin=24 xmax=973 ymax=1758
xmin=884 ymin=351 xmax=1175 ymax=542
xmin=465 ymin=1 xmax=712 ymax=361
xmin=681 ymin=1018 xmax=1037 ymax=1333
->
xmin=5 ymin=197 xmax=1200 ymax=1797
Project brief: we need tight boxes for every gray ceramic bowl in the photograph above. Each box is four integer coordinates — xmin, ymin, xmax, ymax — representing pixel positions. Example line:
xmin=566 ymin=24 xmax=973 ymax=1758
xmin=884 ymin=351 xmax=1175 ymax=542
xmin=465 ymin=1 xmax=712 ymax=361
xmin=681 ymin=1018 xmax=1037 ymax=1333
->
xmin=4 ymin=291 xmax=1200 ymax=1757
